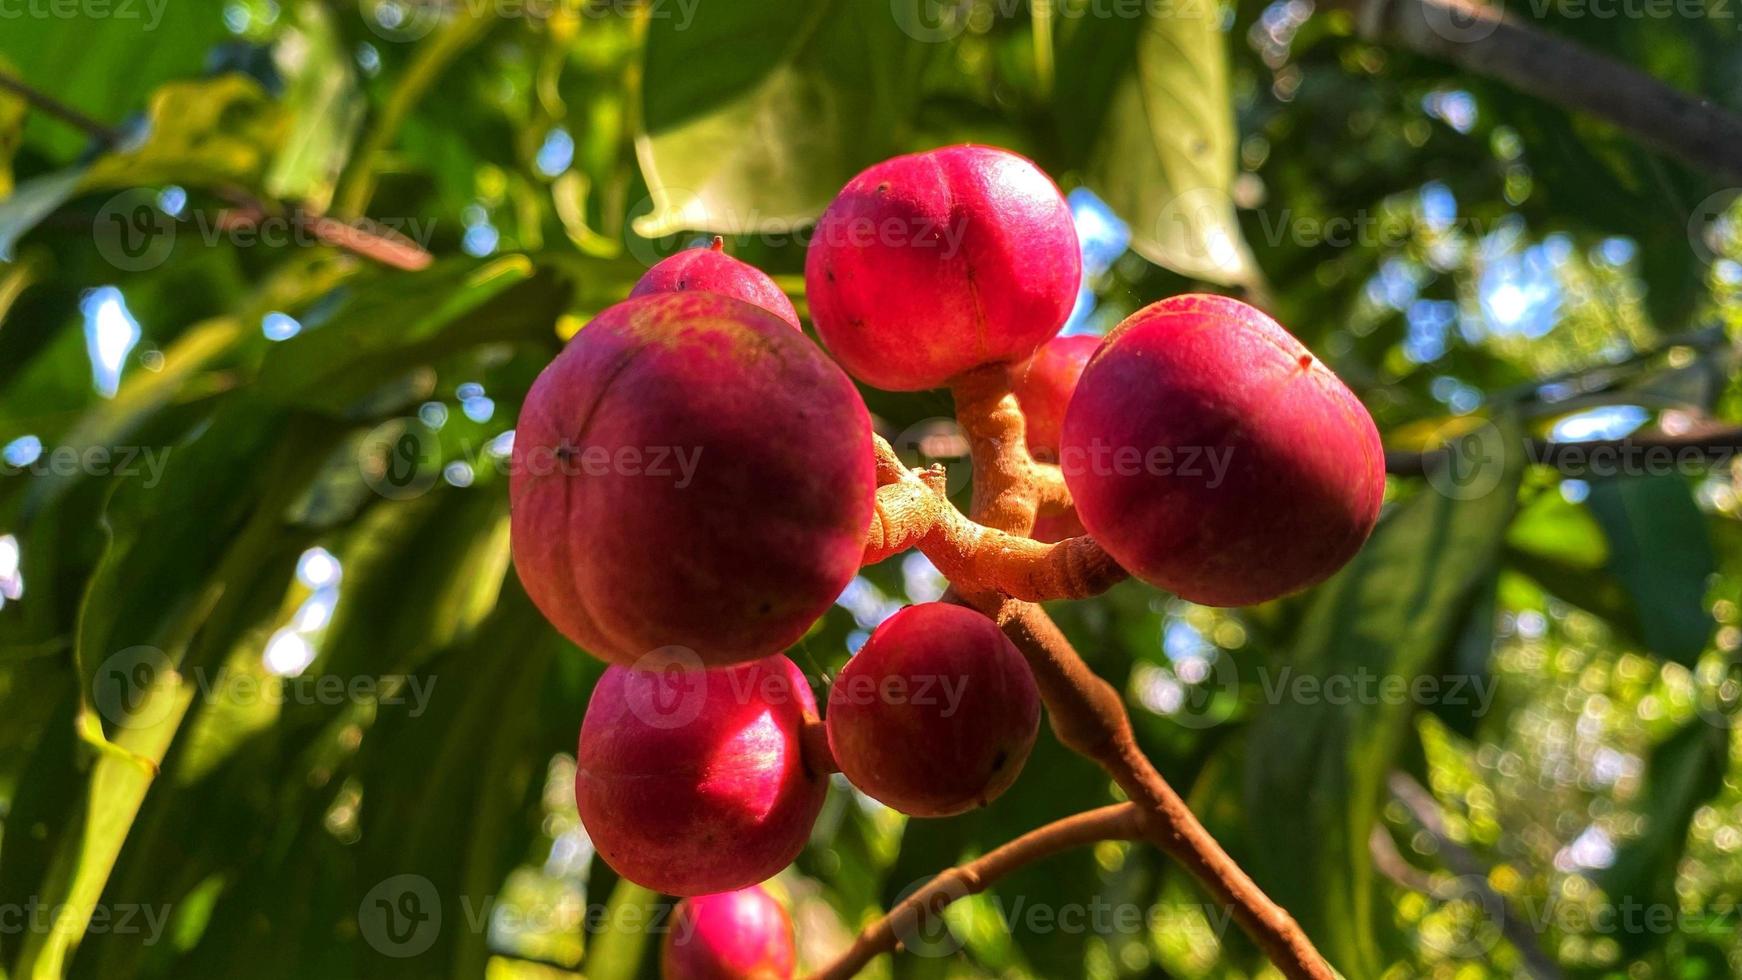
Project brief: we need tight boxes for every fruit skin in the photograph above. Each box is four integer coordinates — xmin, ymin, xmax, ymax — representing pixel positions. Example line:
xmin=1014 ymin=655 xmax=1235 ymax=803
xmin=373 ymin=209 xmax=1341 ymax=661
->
xmin=826 ymin=603 xmax=1040 ymax=817
xmin=510 ymin=291 xmax=875 ymax=667
xmin=662 ymin=886 xmax=797 ymax=980
xmin=631 ymin=238 xmax=802 ymax=330
xmin=1031 ymin=507 xmax=1085 ymax=543
xmin=1060 ymin=294 xmax=1385 ymax=607
xmin=1009 ymin=333 xmax=1100 ymax=459
xmin=576 ymin=656 xmax=827 ymax=897
xmin=805 ymin=144 xmax=1081 ymax=391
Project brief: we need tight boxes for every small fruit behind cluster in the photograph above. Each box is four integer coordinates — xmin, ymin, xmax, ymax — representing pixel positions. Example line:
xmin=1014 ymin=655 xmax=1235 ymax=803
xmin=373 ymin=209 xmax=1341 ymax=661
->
xmin=576 ymin=656 xmax=827 ymax=896
xmin=1009 ymin=333 xmax=1099 ymax=541
xmin=1061 ymin=294 xmax=1384 ymax=606
xmin=662 ymin=885 xmax=796 ymax=980
xmin=827 ymin=603 xmax=1041 ymax=817
xmin=511 ymin=292 xmax=875 ymax=667
xmin=806 ymin=144 xmax=1081 ymax=391
xmin=632 ymin=237 xmax=802 ymax=330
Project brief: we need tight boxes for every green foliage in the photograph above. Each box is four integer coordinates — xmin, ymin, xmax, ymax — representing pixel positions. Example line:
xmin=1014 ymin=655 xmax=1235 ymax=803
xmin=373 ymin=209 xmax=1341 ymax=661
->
xmin=1 ymin=3 xmax=1740 ymax=979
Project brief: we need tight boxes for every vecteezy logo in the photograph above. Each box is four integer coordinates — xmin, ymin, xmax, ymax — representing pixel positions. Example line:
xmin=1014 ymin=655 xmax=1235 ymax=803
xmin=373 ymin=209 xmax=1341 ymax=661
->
xmin=359 ymin=0 xmax=444 ymax=42
xmin=888 ymin=875 xmax=968 ymax=958
xmin=358 ymin=419 xmax=442 ymax=500
xmin=890 ymin=418 xmax=973 ymax=497
xmin=358 ymin=874 xmax=441 ymax=957
xmin=91 ymin=646 xmax=178 ymax=730
xmin=1687 ymin=189 xmax=1740 ymax=265
xmin=1419 ymin=0 xmax=1504 ymax=44
xmin=94 ymin=190 xmax=177 ymax=272
xmin=1422 ymin=418 xmax=1508 ymax=501
xmin=627 ymin=646 xmax=708 ymax=729
xmin=889 ymin=0 xmax=971 ymax=42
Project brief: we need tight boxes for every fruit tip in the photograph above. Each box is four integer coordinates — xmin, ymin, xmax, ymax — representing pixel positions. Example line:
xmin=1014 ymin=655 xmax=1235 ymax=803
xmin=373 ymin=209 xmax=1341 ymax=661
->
xmin=709 ymin=235 xmax=725 ymax=252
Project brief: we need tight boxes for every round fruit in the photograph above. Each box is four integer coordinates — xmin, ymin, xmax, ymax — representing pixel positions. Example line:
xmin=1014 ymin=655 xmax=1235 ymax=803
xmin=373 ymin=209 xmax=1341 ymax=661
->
xmin=826 ymin=603 xmax=1040 ymax=817
xmin=662 ymin=886 xmax=796 ymax=980
xmin=576 ymin=656 xmax=827 ymax=897
xmin=1030 ymin=507 xmax=1086 ymax=544
xmin=1009 ymin=333 xmax=1100 ymax=459
xmin=805 ymin=144 xmax=1081 ymax=391
xmin=1060 ymin=294 xmax=1384 ymax=606
xmin=511 ymin=292 xmax=875 ymax=667
xmin=630 ymin=237 xmax=802 ymax=330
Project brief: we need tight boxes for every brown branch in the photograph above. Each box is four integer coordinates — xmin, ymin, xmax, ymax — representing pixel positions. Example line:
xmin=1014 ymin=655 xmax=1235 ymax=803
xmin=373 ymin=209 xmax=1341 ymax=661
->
xmin=0 ymin=70 xmax=433 ymax=272
xmin=1385 ymin=422 xmax=1742 ymax=477
xmin=936 ymin=370 xmax=1337 ymax=980
xmin=1337 ymin=0 xmax=1742 ymax=182
xmin=860 ymin=440 xmax=1125 ymax=601
xmin=807 ymin=804 xmax=1144 ymax=980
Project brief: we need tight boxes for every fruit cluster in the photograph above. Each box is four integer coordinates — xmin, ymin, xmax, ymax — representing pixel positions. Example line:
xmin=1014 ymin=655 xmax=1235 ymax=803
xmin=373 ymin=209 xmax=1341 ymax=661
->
xmin=510 ymin=145 xmax=1385 ymax=976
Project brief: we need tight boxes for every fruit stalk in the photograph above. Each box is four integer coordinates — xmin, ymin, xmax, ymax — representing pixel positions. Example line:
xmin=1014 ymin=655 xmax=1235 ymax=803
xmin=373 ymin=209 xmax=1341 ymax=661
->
xmin=805 ymin=804 xmax=1144 ymax=980
xmin=949 ymin=370 xmax=1337 ymax=980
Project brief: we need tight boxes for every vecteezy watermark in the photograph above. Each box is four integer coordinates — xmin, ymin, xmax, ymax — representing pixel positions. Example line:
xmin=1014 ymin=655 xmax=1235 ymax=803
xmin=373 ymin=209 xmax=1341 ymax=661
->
xmin=1418 ymin=418 xmax=1736 ymax=500
xmin=90 ymin=646 xmax=436 ymax=731
xmin=0 ymin=443 xmax=170 ymax=487
xmin=1057 ymin=439 xmax=1235 ymax=489
xmin=1419 ymin=874 xmax=1742 ymax=958
xmin=357 ymin=419 xmax=705 ymax=500
xmin=93 ymin=190 xmax=439 ymax=273
xmin=359 ymin=0 xmax=700 ymax=42
xmin=890 ymin=0 xmax=1218 ymax=43
xmin=0 ymin=0 xmax=169 ymax=29
xmin=0 ymin=899 xmax=172 ymax=945
xmin=1140 ymin=659 xmax=1500 ymax=730
xmin=357 ymin=876 xmax=701 ymax=958
xmin=889 ymin=883 xmax=1242 ymax=958
xmin=620 ymin=646 xmax=973 ymax=729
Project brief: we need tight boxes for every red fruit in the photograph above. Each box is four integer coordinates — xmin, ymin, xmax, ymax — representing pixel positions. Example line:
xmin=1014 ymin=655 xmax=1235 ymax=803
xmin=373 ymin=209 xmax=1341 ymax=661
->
xmin=511 ymin=292 xmax=875 ymax=667
xmin=1031 ymin=507 xmax=1085 ymax=543
xmin=662 ymin=886 xmax=796 ymax=980
xmin=805 ymin=145 xmax=1081 ymax=391
xmin=631 ymin=237 xmax=802 ymax=330
xmin=576 ymin=656 xmax=827 ymax=897
xmin=1060 ymin=294 xmax=1384 ymax=607
xmin=826 ymin=603 xmax=1040 ymax=817
xmin=1009 ymin=333 xmax=1100 ymax=459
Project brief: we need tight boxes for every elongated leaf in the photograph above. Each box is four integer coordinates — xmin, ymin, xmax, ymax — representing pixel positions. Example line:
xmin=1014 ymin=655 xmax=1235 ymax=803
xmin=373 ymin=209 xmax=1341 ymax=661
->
xmin=0 ymin=6 xmax=229 ymax=159
xmin=1062 ymin=2 xmax=1254 ymax=285
xmin=1243 ymin=423 xmax=1524 ymax=977
xmin=1584 ymin=474 xmax=1716 ymax=666
xmin=635 ymin=0 xmax=926 ymax=237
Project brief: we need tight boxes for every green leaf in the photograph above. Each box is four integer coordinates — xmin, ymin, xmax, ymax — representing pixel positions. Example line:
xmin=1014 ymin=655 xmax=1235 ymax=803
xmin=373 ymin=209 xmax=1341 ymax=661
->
xmin=0 ymin=5 xmax=229 ymax=160
xmin=1243 ymin=424 xmax=1525 ymax=977
xmin=0 ymin=168 xmax=85 ymax=262
xmin=1068 ymin=2 xmax=1254 ymax=285
xmin=582 ymin=878 xmax=662 ymax=980
xmin=634 ymin=0 xmax=926 ymax=238
xmin=264 ymin=3 xmax=363 ymax=205
xmin=1595 ymin=715 xmax=1730 ymax=956
xmin=1584 ymin=474 xmax=1716 ymax=666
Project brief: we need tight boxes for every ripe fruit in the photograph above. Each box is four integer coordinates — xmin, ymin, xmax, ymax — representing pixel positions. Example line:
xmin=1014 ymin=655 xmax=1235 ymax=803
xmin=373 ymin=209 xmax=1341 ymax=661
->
xmin=1009 ymin=333 xmax=1100 ymax=459
xmin=576 ymin=656 xmax=828 ymax=897
xmin=511 ymin=292 xmax=875 ymax=667
xmin=826 ymin=603 xmax=1040 ymax=817
xmin=1030 ymin=508 xmax=1085 ymax=544
xmin=1061 ymin=294 xmax=1384 ymax=607
xmin=805 ymin=144 xmax=1081 ymax=391
xmin=631 ymin=237 xmax=802 ymax=330
xmin=662 ymin=886 xmax=797 ymax=980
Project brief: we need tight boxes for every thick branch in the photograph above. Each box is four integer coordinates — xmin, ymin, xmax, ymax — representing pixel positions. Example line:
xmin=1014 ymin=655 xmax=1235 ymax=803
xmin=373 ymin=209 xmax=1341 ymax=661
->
xmin=807 ymin=804 xmax=1143 ymax=980
xmin=975 ymin=596 xmax=1335 ymax=980
xmin=943 ymin=371 xmax=1335 ymax=980
xmin=1340 ymin=0 xmax=1742 ymax=181
xmin=861 ymin=451 xmax=1125 ymax=601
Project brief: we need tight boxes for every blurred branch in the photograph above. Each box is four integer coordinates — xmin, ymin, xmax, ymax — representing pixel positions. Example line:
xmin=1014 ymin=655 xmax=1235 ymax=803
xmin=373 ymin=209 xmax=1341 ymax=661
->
xmin=1386 ymin=421 xmax=1742 ymax=476
xmin=0 ymin=70 xmax=432 ymax=271
xmin=1336 ymin=0 xmax=1742 ymax=182
xmin=808 ymin=804 xmax=1143 ymax=980
xmin=1380 ymin=773 xmax=1562 ymax=979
